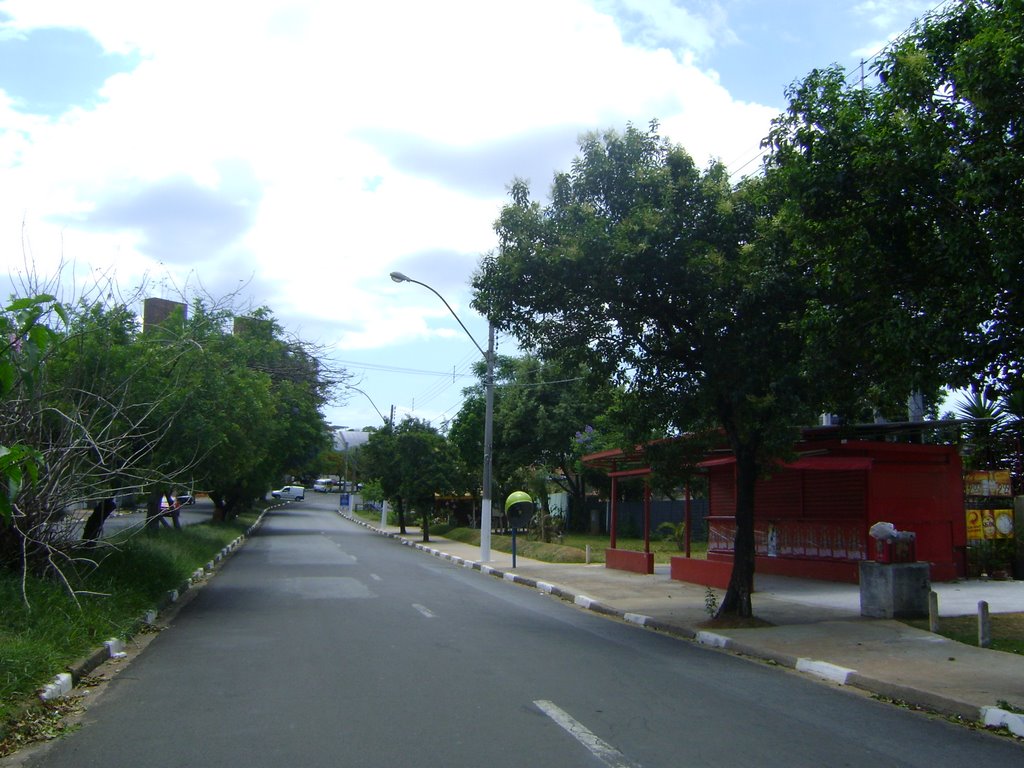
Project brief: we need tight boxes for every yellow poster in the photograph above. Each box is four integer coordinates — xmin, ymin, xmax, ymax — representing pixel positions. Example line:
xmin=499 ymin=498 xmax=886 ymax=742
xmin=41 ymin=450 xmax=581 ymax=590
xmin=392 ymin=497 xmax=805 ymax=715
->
xmin=992 ymin=509 xmax=1014 ymax=539
xmin=970 ymin=508 xmax=1015 ymax=540
xmin=965 ymin=470 xmax=1012 ymax=497
xmin=966 ymin=509 xmax=984 ymax=540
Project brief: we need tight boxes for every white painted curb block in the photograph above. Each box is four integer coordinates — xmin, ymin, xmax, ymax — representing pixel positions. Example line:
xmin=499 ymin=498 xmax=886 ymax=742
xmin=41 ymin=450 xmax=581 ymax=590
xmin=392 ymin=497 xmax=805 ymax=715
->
xmin=796 ymin=658 xmax=855 ymax=685
xmin=574 ymin=595 xmax=595 ymax=609
xmin=537 ymin=582 xmax=556 ymax=593
xmin=982 ymin=707 xmax=1024 ymax=738
xmin=40 ymin=673 xmax=72 ymax=701
xmin=695 ymin=631 xmax=730 ymax=648
xmin=104 ymin=638 xmax=126 ymax=658
xmin=624 ymin=613 xmax=649 ymax=626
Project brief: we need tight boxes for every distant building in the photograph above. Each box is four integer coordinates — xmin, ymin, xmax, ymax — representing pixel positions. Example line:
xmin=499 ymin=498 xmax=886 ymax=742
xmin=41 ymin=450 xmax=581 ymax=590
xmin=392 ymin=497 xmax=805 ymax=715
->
xmin=143 ymin=298 xmax=187 ymax=334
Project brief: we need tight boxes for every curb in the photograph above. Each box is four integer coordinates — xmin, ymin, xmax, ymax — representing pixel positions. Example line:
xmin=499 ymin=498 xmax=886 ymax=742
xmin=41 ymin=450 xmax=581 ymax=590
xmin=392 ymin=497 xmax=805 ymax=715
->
xmin=39 ymin=509 xmax=269 ymax=703
xmin=339 ymin=511 xmax=1020 ymax=737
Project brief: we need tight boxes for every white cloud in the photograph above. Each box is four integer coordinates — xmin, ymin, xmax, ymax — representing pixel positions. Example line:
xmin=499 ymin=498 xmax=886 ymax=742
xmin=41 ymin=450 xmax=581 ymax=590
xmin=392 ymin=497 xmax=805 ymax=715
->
xmin=853 ymin=0 xmax=939 ymax=32
xmin=0 ymin=0 xmax=820 ymax=425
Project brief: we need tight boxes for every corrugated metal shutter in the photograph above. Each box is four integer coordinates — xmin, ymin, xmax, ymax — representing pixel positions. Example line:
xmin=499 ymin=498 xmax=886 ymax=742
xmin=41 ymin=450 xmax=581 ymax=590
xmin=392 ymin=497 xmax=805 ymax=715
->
xmin=708 ymin=469 xmax=735 ymax=516
xmin=803 ymin=470 xmax=866 ymax=518
xmin=757 ymin=471 xmax=802 ymax=517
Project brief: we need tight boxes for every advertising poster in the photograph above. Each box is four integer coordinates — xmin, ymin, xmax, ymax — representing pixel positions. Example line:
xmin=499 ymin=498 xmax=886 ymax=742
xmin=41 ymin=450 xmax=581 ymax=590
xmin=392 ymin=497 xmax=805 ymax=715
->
xmin=964 ymin=470 xmax=1012 ymax=498
xmin=966 ymin=508 xmax=1014 ymax=541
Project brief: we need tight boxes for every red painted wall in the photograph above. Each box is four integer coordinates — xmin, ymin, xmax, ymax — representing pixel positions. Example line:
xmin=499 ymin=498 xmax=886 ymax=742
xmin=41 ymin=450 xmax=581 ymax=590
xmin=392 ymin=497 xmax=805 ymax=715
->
xmin=700 ymin=441 xmax=965 ymax=582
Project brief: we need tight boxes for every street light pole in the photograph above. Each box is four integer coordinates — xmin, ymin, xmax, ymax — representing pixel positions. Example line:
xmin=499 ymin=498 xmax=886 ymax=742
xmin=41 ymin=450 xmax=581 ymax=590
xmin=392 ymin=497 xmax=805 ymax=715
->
xmin=344 ymin=385 xmax=390 ymax=426
xmin=480 ymin=323 xmax=494 ymax=561
xmin=390 ymin=271 xmax=494 ymax=561
xmin=341 ymin=385 xmax=392 ymax=527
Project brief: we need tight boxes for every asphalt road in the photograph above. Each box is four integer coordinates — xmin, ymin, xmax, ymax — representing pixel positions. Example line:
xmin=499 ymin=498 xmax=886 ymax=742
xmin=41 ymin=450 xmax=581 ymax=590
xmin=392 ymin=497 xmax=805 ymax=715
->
xmin=18 ymin=495 xmax=1021 ymax=767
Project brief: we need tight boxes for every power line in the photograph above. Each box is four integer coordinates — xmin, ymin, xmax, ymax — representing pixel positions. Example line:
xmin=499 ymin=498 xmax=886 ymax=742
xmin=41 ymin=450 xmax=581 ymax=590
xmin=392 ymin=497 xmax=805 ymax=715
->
xmin=334 ymin=358 xmax=479 ymax=379
xmin=725 ymin=0 xmax=953 ymax=184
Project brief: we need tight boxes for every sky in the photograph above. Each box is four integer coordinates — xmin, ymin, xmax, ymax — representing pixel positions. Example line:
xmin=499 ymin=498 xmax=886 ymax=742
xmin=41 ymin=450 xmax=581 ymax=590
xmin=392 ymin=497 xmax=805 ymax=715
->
xmin=0 ymin=0 xmax=945 ymax=432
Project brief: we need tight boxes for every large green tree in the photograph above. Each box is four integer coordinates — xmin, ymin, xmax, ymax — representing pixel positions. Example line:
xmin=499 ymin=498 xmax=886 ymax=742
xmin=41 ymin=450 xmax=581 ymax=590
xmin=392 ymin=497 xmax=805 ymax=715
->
xmin=449 ymin=354 xmax=617 ymax=525
xmin=473 ymin=116 xmax=973 ymax=617
xmin=764 ymin=0 xmax=1021 ymax=399
xmin=362 ymin=417 xmax=461 ymax=541
xmin=475 ymin=125 xmax=826 ymax=616
xmin=1 ymin=285 xmax=338 ymax=573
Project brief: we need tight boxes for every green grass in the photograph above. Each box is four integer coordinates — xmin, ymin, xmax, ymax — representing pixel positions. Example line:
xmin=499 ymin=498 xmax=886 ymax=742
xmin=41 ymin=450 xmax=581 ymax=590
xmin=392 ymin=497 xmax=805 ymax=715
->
xmin=433 ymin=528 xmax=708 ymax=565
xmin=348 ymin=509 xmax=709 ymax=564
xmin=0 ymin=513 xmax=258 ymax=736
xmin=558 ymin=533 xmax=708 ymax=564
xmin=442 ymin=528 xmax=589 ymax=563
xmin=901 ymin=613 xmax=1024 ymax=655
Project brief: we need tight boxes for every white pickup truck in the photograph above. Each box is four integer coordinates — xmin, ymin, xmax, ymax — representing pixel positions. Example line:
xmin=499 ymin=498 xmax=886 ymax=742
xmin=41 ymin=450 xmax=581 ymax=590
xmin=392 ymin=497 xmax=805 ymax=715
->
xmin=271 ymin=485 xmax=305 ymax=501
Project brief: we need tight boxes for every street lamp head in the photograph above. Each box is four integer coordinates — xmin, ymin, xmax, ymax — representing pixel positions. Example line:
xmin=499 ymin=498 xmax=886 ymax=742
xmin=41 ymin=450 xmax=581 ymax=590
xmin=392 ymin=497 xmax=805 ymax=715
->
xmin=385 ymin=267 xmax=494 ymax=561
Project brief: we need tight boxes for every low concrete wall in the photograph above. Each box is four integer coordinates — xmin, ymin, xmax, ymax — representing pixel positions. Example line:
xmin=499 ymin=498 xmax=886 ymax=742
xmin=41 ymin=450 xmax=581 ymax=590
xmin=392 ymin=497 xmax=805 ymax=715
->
xmin=605 ymin=548 xmax=654 ymax=575
xmin=670 ymin=557 xmax=732 ymax=589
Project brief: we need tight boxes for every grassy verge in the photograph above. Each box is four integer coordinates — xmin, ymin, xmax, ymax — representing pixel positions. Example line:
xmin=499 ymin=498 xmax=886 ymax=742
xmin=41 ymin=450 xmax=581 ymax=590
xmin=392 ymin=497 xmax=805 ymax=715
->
xmin=0 ymin=512 xmax=258 ymax=740
xmin=901 ymin=613 xmax=1024 ymax=655
xmin=559 ymin=534 xmax=707 ymax=564
xmin=442 ymin=528 xmax=589 ymax=563
xmin=435 ymin=528 xmax=708 ymax=564
xmin=348 ymin=509 xmax=708 ymax=565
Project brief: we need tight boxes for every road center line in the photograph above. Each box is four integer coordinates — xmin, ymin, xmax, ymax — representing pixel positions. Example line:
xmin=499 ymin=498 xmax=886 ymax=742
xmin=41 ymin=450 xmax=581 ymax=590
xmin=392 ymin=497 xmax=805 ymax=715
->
xmin=412 ymin=603 xmax=436 ymax=618
xmin=534 ymin=700 xmax=637 ymax=768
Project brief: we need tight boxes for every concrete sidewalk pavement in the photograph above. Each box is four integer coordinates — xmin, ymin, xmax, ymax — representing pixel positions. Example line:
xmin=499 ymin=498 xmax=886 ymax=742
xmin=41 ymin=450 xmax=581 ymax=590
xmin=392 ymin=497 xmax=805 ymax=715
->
xmin=342 ymin=513 xmax=1024 ymax=739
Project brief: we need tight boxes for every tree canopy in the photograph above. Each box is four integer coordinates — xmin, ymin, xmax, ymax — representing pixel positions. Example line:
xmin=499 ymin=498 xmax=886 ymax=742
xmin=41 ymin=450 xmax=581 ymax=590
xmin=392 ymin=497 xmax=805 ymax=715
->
xmin=362 ymin=416 xmax=462 ymax=541
xmin=1 ymin=286 xmax=340 ymax=573
xmin=448 ymin=354 xmax=618 ymax=524
xmin=474 ymin=21 xmax=1013 ymax=615
xmin=765 ymin=0 xmax=1021 ymax=396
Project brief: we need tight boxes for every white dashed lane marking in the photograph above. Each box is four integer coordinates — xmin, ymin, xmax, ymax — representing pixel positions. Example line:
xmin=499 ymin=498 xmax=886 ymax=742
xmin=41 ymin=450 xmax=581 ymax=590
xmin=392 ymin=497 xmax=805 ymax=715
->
xmin=534 ymin=700 xmax=638 ymax=768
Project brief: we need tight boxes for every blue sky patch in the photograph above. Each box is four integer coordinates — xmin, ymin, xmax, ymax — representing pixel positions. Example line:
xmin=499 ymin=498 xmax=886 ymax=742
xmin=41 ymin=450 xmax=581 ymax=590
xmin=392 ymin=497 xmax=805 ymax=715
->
xmin=0 ymin=26 xmax=139 ymax=116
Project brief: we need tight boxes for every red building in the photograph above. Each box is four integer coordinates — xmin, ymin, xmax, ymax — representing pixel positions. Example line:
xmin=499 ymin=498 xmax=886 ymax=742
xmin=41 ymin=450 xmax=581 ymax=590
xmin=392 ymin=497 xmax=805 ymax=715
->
xmin=697 ymin=438 xmax=965 ymax=584
xmin=585 ymin=428 xmax=967 ymax=585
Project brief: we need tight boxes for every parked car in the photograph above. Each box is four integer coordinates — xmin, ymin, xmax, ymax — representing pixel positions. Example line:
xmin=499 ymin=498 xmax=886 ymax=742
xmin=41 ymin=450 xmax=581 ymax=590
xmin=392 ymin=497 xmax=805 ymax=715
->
xmin=176 ymin=493 xmax=196 ymax=505
xmin=271 ymin=485 xmax=305 ymax=501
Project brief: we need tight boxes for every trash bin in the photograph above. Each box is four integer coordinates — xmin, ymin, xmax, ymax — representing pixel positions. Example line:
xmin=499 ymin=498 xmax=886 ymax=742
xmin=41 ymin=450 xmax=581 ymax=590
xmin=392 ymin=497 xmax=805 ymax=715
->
xmin=874 ymin=532 xmax=916 ymax=563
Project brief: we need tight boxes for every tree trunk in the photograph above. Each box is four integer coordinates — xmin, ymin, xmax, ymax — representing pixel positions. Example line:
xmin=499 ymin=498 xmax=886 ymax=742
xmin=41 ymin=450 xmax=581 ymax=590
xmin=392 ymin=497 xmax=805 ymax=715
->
xmin=717 ymin=444 xmax=758 ymax=618
xmin=421 ymin=509 xmax=430 ymax=543
xmin=82 ymin=498 xmax=116 ymax=544
xmin=397 ymin=498 xmax=407 ymax=534
xmin=210 ymin=492 xmax=226 ymax=523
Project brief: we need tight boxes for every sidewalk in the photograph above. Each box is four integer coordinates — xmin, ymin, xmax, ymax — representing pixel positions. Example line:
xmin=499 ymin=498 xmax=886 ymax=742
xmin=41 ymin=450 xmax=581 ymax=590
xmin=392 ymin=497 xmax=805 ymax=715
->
xmin=343 ymin=513 xmax=1024 ymax=738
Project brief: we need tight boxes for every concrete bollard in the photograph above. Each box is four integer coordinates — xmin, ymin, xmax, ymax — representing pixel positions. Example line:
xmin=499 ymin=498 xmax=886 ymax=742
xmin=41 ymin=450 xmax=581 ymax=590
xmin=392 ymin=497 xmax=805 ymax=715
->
xmin=585 ymin=545 xmax=591 ymax=564
xmin=978 ymin=600 xmax=991 ymax=648
xmin=928 ymin=591 xmax=940 ymax=633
